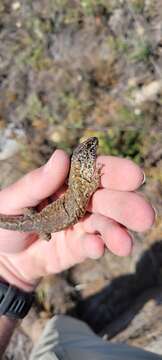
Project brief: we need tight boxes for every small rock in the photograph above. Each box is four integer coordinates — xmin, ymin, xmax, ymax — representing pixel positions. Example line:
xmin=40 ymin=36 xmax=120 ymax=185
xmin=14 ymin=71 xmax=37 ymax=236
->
xmin=0 ymin=137 xmax=20 ymax=160
xmin=133 ymin=80 xmax=162 ymax=105
xmin=12 ymin=2 xmax=21 ymax=11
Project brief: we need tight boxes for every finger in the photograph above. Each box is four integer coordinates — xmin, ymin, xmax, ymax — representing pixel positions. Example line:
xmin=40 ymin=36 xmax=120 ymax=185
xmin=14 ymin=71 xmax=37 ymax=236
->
xmin=97 ymin=156 xmax=144 ymax=191
xmin=89 ymin=189 xmax=155 ymax=232
xmin=83 ymin=213 xmax=133 ymax=256
xmin=0 ymin=150 xmax=70 ymax=214
xmin=53 ymin=231 xmax=105 ymax=270
xmin=5 ymin=232 xmax=105 ymax=285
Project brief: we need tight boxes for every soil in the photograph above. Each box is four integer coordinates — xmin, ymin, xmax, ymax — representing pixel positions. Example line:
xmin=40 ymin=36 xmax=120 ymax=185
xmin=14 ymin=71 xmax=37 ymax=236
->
xmin=0 ymin=1 xmax=162 ymax=358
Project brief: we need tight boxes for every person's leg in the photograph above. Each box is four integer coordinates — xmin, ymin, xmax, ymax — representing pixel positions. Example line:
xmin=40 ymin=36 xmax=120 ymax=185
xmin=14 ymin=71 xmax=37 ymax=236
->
xmin=30 ymin=315 xmax=162 ymax=360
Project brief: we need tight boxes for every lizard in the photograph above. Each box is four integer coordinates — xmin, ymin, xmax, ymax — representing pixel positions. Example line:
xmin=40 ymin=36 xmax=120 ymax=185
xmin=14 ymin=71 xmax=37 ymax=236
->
xmin=0 ymin=137 xmax=102 ymax=240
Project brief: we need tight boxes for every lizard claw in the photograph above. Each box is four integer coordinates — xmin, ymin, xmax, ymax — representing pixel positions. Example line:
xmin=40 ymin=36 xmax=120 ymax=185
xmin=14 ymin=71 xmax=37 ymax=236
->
xmin=96 ymin=163 xmax=105 ymax=177
xmin=39 ymin=232 xmax=52 ymax=241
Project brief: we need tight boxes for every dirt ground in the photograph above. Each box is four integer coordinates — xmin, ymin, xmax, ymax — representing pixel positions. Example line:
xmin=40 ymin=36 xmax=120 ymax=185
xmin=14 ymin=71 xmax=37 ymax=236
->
xmin=0 ymin=1 xmax=162 ymax=358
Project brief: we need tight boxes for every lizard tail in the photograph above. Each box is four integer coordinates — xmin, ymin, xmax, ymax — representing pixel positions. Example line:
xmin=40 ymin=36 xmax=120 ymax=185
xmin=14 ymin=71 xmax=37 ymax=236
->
xmin=0 ymin=214 xmax=35 ymax=232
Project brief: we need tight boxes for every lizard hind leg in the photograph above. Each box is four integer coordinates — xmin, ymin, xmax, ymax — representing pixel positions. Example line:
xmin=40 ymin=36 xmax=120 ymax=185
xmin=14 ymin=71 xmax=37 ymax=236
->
xmin=24 ymin=207 xmax=37 ymax=217
xmin=24 ymin=209 xmax=52 ymax=241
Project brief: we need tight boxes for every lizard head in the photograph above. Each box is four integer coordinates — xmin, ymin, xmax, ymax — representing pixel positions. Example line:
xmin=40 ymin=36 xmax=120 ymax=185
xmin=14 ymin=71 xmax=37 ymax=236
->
xmin=71 ymin=137 xmax=98 ymax=181
xmin=72 ymin=137 xmax=98 ymax=162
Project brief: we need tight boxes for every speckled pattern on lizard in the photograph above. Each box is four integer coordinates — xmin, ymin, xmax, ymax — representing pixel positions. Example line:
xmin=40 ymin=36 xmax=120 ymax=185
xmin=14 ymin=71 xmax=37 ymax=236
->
xmin=0 ymin=137 xmax=101 ymax=240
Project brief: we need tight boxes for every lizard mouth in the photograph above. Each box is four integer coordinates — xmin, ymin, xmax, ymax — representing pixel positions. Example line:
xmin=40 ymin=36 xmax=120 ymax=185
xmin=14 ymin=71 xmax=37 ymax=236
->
xmin=86 ymin=136 xmax=98 ymax=147
xmin=85 ymin=136 xmax=98 ymax=155
xmin=76 ymin=136 xmax=98 ymax=151
xmin=72 ymin=136 xmax=98 ymax=161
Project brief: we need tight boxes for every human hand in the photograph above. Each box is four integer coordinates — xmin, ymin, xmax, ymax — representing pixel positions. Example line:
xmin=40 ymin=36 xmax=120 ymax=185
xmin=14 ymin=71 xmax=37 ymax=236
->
xmin=0 ymin=149 xmax=155 ymax=292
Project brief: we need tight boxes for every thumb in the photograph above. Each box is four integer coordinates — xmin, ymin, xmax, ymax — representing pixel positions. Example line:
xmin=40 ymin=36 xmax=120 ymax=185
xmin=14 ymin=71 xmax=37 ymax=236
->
xmin=0 ymin=150 xmax=70 ymax=214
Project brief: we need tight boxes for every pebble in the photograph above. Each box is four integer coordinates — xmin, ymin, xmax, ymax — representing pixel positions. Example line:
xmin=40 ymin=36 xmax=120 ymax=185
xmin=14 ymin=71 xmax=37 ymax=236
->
xmin=12 ymin=2 xmax=21 ymax=11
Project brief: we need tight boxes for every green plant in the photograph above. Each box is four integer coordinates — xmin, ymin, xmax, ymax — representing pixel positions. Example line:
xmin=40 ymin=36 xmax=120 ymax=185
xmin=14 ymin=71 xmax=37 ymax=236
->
xmin=129 ymin=41 xmax=152 ymax=62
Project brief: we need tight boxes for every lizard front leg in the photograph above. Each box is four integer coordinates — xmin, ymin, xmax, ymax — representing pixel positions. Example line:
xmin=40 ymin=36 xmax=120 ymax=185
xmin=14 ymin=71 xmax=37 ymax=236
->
xmin=89 ymin=163 xmax=103 ymax=193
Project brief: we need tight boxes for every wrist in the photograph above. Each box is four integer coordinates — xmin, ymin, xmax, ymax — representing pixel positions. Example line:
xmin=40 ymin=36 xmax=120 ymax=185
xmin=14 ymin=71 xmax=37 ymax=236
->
xmin=0 ymin=256 xmax=37 ymax=292
xmin=0 ymin=315 xmax=19 ymax=357
xmin=1 ymin=314 xmax=19 ymax=327
xmin=0 ymin=281 xmax=35 ymax=320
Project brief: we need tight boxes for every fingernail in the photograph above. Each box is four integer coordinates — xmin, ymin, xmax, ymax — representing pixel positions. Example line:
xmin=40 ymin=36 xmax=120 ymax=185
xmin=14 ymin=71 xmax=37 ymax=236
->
xmin=153 ymin=206 xmax=158 ymax=220
xmin=44 ymin=151 xmax=57 ymax=173
xmin=89 ymin=252 xmax=102 ymax=260
xmin=142 ymin=171 xmax=146 ymax=184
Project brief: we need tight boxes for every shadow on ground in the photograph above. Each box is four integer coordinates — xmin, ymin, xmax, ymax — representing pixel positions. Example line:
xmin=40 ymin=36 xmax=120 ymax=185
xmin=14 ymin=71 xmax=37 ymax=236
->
xmin=71 ymin=240 xmax=162 ymax=337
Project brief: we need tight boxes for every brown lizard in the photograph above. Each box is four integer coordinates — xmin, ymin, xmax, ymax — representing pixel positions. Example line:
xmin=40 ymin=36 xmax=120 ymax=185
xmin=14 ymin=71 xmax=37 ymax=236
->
xmin=0 ymin=137 xmax=101 ymax=240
